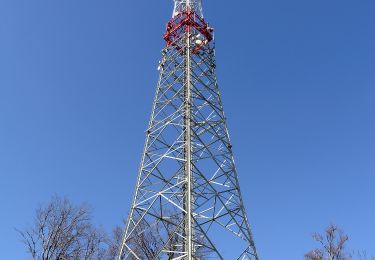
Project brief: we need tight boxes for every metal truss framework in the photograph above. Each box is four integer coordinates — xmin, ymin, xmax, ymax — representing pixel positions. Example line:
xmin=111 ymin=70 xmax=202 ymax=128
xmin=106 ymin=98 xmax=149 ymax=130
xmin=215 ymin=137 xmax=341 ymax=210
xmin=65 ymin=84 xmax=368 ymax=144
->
xmin=118 ymin=1 xmax=258 ymax=259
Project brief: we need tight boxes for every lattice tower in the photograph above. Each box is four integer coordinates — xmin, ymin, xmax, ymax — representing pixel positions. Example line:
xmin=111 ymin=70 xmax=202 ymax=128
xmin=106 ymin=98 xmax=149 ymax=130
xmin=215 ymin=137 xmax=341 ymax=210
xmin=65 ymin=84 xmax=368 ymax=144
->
xmin=118 ymin=1 xmax=259 ymax=259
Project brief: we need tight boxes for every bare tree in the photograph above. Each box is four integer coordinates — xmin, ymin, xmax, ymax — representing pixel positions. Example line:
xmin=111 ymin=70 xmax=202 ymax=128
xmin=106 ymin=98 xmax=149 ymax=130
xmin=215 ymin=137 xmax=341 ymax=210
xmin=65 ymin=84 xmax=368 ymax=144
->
xmin=105 ymin=225 xmax=124 ymax=260
xmin=355 ymin=251 xmax=375 ymax=260
xmin=18 ymin=196 xmax=106 ymax=260
xmin=305 ymin=224 xmax=350 ymax=260
xmin=19 ymin=196 xmax=209 ymax=260
xmin=113 ymin=214 xmax=208 ymax=259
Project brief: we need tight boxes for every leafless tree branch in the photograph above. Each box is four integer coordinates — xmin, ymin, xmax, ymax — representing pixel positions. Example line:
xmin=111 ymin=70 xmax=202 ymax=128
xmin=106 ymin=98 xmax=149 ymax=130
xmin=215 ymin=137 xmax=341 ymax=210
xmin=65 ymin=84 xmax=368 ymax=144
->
xmin=18 ymin=196 xmax=106 ymax=260
xmin=305 ymin=224 xmax=350 ymax=260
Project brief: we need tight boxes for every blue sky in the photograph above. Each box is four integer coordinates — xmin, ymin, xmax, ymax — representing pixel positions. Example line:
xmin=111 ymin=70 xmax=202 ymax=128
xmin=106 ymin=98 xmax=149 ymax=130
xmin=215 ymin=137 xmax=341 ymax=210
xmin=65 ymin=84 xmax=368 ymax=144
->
xmin=0 ymin=0 xmax=374 ymax=259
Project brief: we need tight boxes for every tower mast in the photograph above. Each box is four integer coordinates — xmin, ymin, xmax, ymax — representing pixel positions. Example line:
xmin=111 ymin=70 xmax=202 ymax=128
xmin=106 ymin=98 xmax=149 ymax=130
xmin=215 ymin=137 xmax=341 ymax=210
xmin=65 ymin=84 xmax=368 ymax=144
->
xmin=118 ymin=1 xmax=259 ymax=259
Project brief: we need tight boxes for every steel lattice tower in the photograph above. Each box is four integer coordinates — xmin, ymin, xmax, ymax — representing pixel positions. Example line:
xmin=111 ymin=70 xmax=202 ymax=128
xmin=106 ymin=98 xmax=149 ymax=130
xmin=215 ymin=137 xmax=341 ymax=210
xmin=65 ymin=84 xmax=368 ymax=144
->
xmin=118 ymin=1 xmax=259 ymax=259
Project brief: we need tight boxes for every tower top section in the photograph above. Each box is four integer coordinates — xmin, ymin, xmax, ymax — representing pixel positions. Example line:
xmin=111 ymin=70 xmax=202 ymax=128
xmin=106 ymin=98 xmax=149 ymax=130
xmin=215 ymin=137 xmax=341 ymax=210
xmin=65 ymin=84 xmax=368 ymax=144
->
xmin=173 ymin=0 xmax=203 ymax=18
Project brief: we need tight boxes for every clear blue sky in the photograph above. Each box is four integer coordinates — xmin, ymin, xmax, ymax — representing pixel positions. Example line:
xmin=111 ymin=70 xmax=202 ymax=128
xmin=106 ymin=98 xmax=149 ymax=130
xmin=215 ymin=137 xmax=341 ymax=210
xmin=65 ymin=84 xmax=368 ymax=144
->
xmin=1 ymin=0 xmax=374 ymax=259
